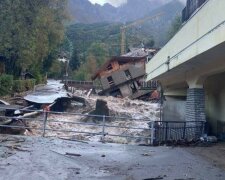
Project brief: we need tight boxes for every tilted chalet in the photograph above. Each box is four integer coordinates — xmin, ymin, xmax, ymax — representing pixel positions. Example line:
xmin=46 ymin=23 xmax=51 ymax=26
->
xmin=92 ymin=48 xmax=157 ymax=99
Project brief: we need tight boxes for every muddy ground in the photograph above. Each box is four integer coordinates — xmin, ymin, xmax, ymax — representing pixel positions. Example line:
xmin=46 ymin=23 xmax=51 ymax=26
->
xmin=0 ymin=135 xmax=225 ymax=180
xmin=187 ymin=142 xmax=225 ymax=171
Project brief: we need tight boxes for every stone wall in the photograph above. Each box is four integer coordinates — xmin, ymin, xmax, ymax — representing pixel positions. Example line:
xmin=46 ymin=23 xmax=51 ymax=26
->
xmin=186 ymin=88 xmax=206 ymax=122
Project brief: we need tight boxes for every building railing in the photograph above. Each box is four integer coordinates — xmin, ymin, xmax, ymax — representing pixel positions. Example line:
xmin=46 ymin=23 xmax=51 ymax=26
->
xmin=140 ymin=80 xmax=158 ymax=90
xmin=154 ymin=120 xmax=205 ymax=144
xmin=66 ymin=80 xmax=94 ymax=85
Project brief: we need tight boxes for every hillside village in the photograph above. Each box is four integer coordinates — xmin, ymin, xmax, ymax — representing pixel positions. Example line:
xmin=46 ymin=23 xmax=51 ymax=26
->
xmin=1 ymin=0 xmax=225 ymax=179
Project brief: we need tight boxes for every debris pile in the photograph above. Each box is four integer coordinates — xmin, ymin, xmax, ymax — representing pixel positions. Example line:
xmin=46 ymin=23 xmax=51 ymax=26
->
xmin=26 ymin=87 xmax=160 ymax=144
xmin=1 ymin=80 xmax=160 ymax=144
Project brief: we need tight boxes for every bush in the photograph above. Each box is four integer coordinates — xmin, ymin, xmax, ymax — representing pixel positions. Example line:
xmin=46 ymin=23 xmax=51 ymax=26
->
xmin=0 ymin=74 xmax=13 ymax=96
xmin=13 ymin=79 xmax=35 ymax=93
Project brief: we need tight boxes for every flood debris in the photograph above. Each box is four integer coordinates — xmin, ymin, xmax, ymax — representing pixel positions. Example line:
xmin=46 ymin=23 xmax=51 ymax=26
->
xmin=1 ymin=80 xmax=160 ymax=145
xmin=25 ymin=81 xmax=160 ymax=144
xmin=58 ymin=137 xmax=89 ymax=144
xmin=50 ymin=150 xmax=82 ymax=158
xmin=88 ymin=99 xmax=110 ymax=121
xmin=0 ymin=102 xmax=27 ymax=135
xmin=65 ymin=152 xmax=82 ymax=157
xmin=23 ymin=80 xmax=87 ymax=112
xmin=143 ymin=176 xmax=164 ymax=180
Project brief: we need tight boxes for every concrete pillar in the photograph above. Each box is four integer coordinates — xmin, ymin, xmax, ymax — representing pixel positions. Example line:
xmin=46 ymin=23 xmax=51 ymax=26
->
xmin=186 ymin=73 xmax=206 ymax=122
xmin=186 ymin=88 xmax=206 ymax=121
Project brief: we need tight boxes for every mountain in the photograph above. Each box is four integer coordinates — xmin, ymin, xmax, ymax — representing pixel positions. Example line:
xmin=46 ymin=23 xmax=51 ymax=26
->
xmin=66 ymin=0 xmax=184 ymax=64
xmin=68 ymin=0 xmax=184 ymax=23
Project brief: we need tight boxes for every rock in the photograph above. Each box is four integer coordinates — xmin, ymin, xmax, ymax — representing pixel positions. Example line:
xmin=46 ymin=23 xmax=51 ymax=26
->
xmin=123 ymin=101 xmax=131 ymax=107
xmin=89 ymin=99 xmax=110 ymax=121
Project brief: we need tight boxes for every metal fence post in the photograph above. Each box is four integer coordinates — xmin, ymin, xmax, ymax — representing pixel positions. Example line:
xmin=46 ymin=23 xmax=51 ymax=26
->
xmin=101 ymin=115 xmax=106 ymax=143
xmin=42 ymin=111 xmax=48 ymax=137
xmin=150 ymin=121 xmax=155 ymax=145
xmin=183 ymin=121 xmax=186 ymax=139
xmin=165 ymin=122 xmax=168 ymax=142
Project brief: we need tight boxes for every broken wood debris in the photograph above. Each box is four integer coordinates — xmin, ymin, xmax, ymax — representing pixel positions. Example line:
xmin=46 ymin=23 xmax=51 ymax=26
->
xmin=143 ymin=176 xmax=164 ymax=180
xmin=50 ymin=150 xmax=82 ymax=158
xmin=141 ymin=153 xmax=152 ymax=156
xmin=58 ymin=137 xmax=88 ymax=144
xmin=65 ymin=152 xmax=81 ymax=157
xmin=1 ymin=145 xmax=31 ymax=152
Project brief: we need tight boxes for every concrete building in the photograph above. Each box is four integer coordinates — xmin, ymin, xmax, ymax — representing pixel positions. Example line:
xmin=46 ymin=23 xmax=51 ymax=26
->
xmin=92 ymin=48 xmax=157 ymax=99
xmin=146 ymin=0 xmax=225 ymax=136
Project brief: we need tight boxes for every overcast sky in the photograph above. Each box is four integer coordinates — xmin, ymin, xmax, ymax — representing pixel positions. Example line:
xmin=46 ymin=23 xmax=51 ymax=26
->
xmin=88 ymin=0 xmax=186 ymax=7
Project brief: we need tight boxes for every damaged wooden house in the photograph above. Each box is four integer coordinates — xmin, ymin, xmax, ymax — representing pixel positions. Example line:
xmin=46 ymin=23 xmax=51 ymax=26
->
xmin=92 ymin=48 xmax=158 ymax=100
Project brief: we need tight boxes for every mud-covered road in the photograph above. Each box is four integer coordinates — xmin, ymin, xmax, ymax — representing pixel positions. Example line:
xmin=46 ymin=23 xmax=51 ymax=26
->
xmin=0 ymin=135 xmax=225 ymax=180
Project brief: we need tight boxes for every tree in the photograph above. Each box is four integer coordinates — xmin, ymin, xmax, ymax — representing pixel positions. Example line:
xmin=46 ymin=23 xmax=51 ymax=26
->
xmin=87 ymin=43 xmax=108 ymax=67
xmin=167 ymin=15 xmax=182 ymax=40
xmin=0 ymin=0 xmax=68 ymax=78
xmin=144 ymin=38 xmax=155 ymax=48
xmin=69 ymin=49 xmax=80 ymax=71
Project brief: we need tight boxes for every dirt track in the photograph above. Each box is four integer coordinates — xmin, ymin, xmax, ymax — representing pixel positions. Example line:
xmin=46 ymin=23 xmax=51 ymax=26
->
xmin=0 ymin=135 xmax=225 ymax=180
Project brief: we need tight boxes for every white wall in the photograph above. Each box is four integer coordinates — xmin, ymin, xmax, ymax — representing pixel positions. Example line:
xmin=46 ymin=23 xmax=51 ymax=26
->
xmin=146 ymin=0 xmax=225 ymax=81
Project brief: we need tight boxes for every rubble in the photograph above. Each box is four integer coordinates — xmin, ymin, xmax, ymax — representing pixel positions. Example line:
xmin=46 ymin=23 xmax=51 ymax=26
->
xmin=1 ymin=80 xmax=160 ymax=145
xmin=26 ymin=86 xmax=160 ymax=144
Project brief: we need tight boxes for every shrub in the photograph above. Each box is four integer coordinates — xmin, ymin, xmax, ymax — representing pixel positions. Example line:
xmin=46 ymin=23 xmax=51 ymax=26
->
xmin=13 ymin=79 xmax=35 ymax=93
xmin=0 ymin=74 xmax=13 ymax=96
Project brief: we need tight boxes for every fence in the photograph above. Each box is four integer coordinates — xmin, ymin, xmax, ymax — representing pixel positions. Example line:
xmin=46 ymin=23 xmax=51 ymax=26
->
xmin=0 ymin=107 xmax=206 ymax=145
xmin=140 ymin=80 xmax=158 ymax=90
xmin=0 ymin=107 xmax=155 ymax=145
xmin=154 ymin=120 xmax=205 ymax=144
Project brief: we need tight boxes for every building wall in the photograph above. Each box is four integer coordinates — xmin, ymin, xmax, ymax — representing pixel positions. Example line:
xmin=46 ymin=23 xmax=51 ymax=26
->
xmin=205 ymin=72 xmax=225 ymax=136
xmin=99 ymin=61 xmax=120 ymax=77
xmin=163 ymin=96 xmax=186 ymax=122
xmin=146 ymin=0 xmax=225 ymax=81
xmin=100 ymin=61 xmax=145 ymax=91
xmin=129 ymin=66 xmax=145 ymax=79
xmin=112 ymin=71 xmax=127 ymax=85
xmin=119 ymin=84 xmax=132 ymax=97
xmin=100 ymin=77 xmax=111 ymax=90
xmin=182 ymin=0 xmax=206 ymax=22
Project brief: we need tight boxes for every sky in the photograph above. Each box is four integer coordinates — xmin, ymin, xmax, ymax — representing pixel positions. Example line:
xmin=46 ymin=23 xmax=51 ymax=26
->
xmin=88 ymin=0 xmax=186 ymax=7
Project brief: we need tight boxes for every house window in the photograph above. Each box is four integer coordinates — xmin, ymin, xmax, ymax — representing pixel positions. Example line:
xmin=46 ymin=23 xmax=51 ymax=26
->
xmin=130 ymin=82 xmax=137 ymax=94
xmin=125 ymin=70 xmax=132 ymax=79
xmin=107 ymin=64 xmax=113 ymax=71
xmin=109 ymin=89 xmax=122 ymax=97
xmin=107 ymin=76 xmax=115 ymax=87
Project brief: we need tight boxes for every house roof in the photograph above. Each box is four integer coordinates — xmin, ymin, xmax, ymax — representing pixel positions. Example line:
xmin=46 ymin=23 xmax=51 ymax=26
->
xmin=122 ymin=48 xmax=149 ymax=57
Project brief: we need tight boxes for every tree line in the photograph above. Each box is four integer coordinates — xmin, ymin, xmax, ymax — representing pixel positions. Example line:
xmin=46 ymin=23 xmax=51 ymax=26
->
xmin=0 ymin=0 xmax=68 ymax=81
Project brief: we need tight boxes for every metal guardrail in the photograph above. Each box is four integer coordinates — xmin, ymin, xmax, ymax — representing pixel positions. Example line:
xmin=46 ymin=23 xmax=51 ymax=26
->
xmin=0 ymin=107 xmax=155 ymax=145
xmin=140 ymin=80 xmax=158 ymax=90
xmin=154 ymin=121 xmax=205 ymax=144
xmin=67 ymin=80 xmax=94 ymax=86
